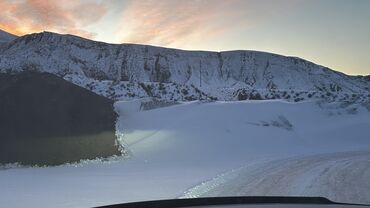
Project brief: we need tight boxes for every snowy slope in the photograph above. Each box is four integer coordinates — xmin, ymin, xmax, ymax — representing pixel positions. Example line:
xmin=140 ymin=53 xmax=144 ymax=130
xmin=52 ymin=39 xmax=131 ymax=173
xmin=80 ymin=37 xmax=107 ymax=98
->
xmin=0 ymin=29 xmax=17 ymax=42
xmin=0 ymin=31 xmax=369 ymax=102
xmin=115 ymin=100 xmax=370 ymax=166
xmin=1 ymin=100 xmax=369 ymax=208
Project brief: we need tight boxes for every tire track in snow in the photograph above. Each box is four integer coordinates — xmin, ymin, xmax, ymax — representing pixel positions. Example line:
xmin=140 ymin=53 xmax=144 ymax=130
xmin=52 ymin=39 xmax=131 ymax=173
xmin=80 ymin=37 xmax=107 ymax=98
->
xmin=182 ymin=151 xmax=370 ymax=204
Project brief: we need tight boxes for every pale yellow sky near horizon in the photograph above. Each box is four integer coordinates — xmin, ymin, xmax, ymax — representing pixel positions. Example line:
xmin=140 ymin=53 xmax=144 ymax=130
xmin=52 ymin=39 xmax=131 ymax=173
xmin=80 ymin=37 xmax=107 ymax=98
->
xmin=0 ymin=0 xmax=369 ymax=75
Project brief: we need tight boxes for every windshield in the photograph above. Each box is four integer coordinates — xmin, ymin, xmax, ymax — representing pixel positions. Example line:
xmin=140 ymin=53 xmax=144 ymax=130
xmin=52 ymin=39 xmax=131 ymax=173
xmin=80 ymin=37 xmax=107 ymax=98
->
xmin=1 ymin=1 xmax=370 ymax=208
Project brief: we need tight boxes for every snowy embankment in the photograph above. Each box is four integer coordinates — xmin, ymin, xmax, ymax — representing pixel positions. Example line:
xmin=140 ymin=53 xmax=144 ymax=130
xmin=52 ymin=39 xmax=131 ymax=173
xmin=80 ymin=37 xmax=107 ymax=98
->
xmin=1 ymin=100 xmax=370 ymax=208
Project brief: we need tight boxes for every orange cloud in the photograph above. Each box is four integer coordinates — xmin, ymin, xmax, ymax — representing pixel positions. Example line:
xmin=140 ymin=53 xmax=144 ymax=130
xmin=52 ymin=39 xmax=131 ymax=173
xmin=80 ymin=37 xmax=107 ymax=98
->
xmin=116 ymin=0 xmax=248 ymax=47
xmin=0 ymin=0 xmax=107 ymax=38
xmin=115 ymin=0 xmax=303 ymax=48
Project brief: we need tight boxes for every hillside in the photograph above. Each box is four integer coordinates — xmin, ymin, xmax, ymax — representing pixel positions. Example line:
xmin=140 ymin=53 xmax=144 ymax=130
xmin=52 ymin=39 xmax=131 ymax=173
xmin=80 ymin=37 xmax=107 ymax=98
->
xmin=0 ymin=31 xmax=369 ymax=102
xmin=0 ymin=72 xmax=122 ymax=165
xmin=0 ymin=31 xmax=369 ymax=208
xmin=0 ymin=29 xmax=17 ymax=42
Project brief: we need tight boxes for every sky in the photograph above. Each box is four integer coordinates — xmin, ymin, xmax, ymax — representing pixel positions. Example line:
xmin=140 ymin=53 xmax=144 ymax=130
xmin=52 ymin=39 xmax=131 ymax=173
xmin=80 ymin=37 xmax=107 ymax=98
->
xmin=0 ymin=0 xmax=369 ymax=75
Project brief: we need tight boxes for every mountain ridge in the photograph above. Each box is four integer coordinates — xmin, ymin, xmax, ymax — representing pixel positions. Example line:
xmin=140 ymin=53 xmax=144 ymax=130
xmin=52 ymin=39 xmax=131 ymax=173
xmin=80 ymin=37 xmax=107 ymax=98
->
xmin=0 ymin=31 xmax=369 ymax=102
xmin=0 ymin=29 xmax=18 ymax=42
xmin=9 ymin=31 xmax=369 ymax=76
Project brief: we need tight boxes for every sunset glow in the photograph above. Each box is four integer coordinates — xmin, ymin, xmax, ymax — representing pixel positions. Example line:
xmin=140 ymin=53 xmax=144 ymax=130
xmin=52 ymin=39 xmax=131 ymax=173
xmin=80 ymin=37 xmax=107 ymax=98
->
xmin=0 ymin=0 xmax=369 ymax=75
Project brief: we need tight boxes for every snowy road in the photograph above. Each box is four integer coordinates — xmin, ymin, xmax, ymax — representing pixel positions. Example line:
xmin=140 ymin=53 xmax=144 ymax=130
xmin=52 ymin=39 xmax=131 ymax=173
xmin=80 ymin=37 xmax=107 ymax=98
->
xmin=183 ymin=151 xmax=370 ymax=205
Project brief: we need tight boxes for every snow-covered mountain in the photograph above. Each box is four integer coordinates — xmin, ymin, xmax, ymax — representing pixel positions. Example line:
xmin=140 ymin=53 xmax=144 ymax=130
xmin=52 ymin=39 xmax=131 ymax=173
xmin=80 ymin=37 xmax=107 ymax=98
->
xmin=0 ymin=29 xmax=17 ymax=42
xmin=1 ymin=31 xmax=370 ymax=208
xmin=0 ymin=31 xmax=369 ymax=102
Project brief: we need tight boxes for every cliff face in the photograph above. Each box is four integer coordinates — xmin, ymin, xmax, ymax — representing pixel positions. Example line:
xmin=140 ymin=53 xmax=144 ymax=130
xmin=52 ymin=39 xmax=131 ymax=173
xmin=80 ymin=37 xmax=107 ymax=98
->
xmin=0 ymin=32 xmax=369 ymax=101
xmin=0 ymin=72 xmax=121 ymax=165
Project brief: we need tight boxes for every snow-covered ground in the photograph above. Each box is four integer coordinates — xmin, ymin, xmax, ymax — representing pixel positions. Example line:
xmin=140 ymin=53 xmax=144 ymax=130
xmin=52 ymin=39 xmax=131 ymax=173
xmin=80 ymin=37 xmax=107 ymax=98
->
xmin=183 ymin=151 xmax=370 ymax=204
xmin=1 ymin=100 xmax=370 ymax=208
